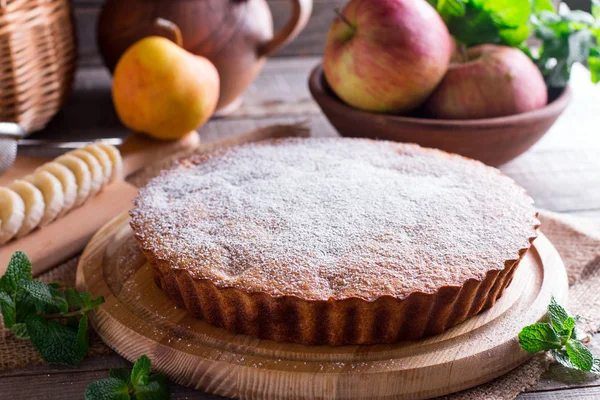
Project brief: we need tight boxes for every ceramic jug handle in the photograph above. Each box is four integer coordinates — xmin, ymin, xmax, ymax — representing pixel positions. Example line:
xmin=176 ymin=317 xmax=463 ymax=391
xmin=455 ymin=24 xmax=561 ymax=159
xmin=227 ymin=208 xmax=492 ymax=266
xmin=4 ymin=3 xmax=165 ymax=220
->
xmin=258 ymin=0 xmax=313 ymax=57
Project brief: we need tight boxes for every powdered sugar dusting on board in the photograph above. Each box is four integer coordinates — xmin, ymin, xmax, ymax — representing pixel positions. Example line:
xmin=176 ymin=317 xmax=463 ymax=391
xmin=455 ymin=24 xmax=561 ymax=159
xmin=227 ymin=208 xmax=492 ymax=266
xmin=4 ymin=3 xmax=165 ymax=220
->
xmin=130 ymin=138 xmax=538 ymax=301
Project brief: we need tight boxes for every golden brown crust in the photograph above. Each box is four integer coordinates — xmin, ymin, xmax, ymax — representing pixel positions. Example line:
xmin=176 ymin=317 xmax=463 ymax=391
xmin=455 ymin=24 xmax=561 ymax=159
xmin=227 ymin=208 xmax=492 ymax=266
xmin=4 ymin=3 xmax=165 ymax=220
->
xmin=130 ymin=138 xmax=539 ymax=345
xmin=137 ymin=235 xmax=533 ymax=345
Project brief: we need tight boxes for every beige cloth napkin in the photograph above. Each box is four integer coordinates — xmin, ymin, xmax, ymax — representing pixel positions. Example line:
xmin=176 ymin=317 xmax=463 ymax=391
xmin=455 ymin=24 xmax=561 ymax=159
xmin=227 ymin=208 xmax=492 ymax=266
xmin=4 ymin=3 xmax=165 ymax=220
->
xmin=1 ymin=205 xmax=599 ymax=398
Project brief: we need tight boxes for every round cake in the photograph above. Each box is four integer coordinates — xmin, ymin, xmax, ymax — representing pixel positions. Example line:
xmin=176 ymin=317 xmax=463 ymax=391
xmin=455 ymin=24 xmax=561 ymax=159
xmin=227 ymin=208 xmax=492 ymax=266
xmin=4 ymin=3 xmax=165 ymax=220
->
xmin=130 ymin=138 xmax=539 ymax=345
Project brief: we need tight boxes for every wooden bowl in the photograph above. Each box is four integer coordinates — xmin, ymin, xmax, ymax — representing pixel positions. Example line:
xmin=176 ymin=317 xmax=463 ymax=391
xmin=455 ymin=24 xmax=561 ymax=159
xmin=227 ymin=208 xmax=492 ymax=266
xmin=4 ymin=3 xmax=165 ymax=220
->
xmin=309 ymin=64 xmax=572 ymax=166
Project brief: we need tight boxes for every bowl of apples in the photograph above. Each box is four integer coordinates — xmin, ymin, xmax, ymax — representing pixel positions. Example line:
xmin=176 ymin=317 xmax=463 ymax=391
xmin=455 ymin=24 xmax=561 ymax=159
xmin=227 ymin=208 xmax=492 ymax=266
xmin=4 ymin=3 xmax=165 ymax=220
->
xmin=308 ymin=0 xmax=587 ymax=166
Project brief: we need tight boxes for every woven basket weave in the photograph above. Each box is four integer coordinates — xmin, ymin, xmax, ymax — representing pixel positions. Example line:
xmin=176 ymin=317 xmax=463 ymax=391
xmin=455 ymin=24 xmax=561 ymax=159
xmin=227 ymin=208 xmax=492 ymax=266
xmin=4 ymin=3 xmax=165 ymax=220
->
xmin=0 ymin=0 xmax=76 ymax=133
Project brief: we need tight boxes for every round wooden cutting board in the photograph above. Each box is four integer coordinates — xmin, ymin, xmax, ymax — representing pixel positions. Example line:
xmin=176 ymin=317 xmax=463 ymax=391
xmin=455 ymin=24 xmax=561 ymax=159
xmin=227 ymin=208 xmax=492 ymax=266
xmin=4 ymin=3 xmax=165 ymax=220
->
xmin=76 ymin=212 xmax=569 ymax=400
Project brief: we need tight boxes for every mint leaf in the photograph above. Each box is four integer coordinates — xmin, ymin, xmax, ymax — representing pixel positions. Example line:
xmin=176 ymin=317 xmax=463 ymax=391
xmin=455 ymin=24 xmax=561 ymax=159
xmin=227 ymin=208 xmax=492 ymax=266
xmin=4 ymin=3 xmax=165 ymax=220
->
xmin=26 ymin=313 xmax=85 ymax=366
xmin=533 ymin=0 xmax=555 ymax=13
xmin=135 ymin=375 xmax=170 ymax=400
xmin=88 ymin=295 xmax=105 ymax=311
xmin=64 ymin=288 xmax=83 ymax=309
xmin=0 ymin=251 xmax=32 ymax=294
xmin=131 ymin=355 xmax=152 ymax=388
xmin=84 ymin=377 xmax=130 ymax=400
xmin=76 ymin=314 xmax=90 ymax=356
xmin=0 ymin=292 xmax=16 ymax=328
xmin=437 ymin=0 xmax=466 ymax=18
xmin=110 ymin=368 xmax=133 ymax=383
xmin=552 ymin=349 xmax=579 ymax=369
xmin=518 ymin=323 xmax=562 ymax=353
xmin=79 ymin=292 xmax=104 ymax=311
xmin=11 ymin=323 xmax=29 ymax=339
xmin=589 ymin=52 xmax=600 ymax=84
xmin=565 ymin=339 xmax=595 ymax=371
xmin=548 ymin=296 xmax=570 ymax=333
xmin=18 ymin=281 xmax=68 ymax=314
xmin=89 ymin=355 xmax=170 ymax=400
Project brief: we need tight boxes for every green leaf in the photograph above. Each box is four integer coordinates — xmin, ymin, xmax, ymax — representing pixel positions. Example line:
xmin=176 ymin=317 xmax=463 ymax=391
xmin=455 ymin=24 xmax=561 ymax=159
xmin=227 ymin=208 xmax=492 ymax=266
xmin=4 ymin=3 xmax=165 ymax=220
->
xmin=10 ymin=323 xmax=29 ymax=339
xmin=88 ymin=296 xmax=105 ymax=311
xmin=135 ymin=375 xmax=170 ymax=400
xmin=0 ymin=292 xmax=16 ymax=328
xmin=588 ymin=51 xmax=600 ymax=83
xmin=548 ymin=297 xmax=570 ymax=334
xmin=80 ymin=292 xmax=92 ymax=308
xmin=64 ymin=288 xmax=83 ymax=309
xmin=533 ymin=0 xmax=555 ymax=13
xmin=499 ymin=23 xmax=530 ymax=46
xmin=25 ymin=313 xmax=85 ymax=366
xmin=437 ymin=0 xmax=466 ymax=18
xmin=484 ymin=0 xmax=531 ymax=28
xmin=0 ymin=251 xmax=32 ymax=294
xmin=84 ymin=377 xmax=130 ymax=400
xmin=18 ymin=281 xmax=67 ymax=314
xmin=110 ymin=368 xmax=133 ymax=383
xmin=518 ymin=323 xmax=562 ymax=353
xmin=552 ymin=349 xmax=579 ymax=369
xmin=565 ymin=339 xmax=595 ymax=371
xmin=76 ymin=314 xmax=90 ymax=356
xmin=131 ymin=355 xmax=152 ymax=388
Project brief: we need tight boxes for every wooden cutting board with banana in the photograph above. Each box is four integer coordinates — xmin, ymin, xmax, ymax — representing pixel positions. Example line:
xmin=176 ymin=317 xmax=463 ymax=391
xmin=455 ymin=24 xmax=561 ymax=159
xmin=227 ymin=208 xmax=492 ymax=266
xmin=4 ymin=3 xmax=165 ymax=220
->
xmin=0 ymin=124 xmax=309 ymax=277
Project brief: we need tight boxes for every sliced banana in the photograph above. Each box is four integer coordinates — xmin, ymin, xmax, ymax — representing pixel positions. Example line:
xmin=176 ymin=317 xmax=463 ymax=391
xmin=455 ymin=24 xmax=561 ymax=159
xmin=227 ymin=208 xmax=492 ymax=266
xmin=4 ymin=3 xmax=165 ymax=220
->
xmin=67 ymin=149 xmax=104 ymax=197
xmin=24 ymin=171 xmax=64 ymax=226
xmin=96 ymin=142 xmax=123 ymax=182
xmin=0 ymin=187 xmax=25 ymax=244
xmin=83 ymin=144 xmax=112 ymax=185
xmin=56 ymin=154 xmax=91 ymax=207
xmin=36 ymin=162 xmax=77 ymax=216
xmin=7 ymin=180 xmax=45 ymax=238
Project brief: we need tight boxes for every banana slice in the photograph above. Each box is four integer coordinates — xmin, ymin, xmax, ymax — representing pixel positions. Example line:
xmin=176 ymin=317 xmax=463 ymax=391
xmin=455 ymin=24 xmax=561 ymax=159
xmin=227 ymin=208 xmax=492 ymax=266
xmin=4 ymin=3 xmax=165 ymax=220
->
xmin=0 ymin=187 xmax=25 ymax=244
xmin=7 ymin=180 xmax=45 ymax=238
xmin=67 ymin=149 xmax=104 ymax=197
xmin=24 ymin=171 xmax=64 ymax=226
xmin=83 ymin=144 xmax=112 ymax=185
xmin=56 ymin=154 xmax=91 ymax=207
xmin=97 ymin=143 xmax=123 ymax=182
xmin=36 ymin=162 xmax=77 ymax=216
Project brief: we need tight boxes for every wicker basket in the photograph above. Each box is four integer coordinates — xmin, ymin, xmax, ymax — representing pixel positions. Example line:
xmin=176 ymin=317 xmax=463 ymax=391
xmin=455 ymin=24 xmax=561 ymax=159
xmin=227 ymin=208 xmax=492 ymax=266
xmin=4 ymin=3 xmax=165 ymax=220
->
xmin=0 ymin=0 xmax=76 ymax=133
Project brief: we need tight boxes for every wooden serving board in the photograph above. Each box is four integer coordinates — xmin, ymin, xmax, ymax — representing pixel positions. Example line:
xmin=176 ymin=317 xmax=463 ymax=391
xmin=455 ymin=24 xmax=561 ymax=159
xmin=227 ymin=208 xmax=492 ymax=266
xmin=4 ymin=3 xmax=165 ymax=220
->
xmin=76 ymin=213 xmax=569 ymax=400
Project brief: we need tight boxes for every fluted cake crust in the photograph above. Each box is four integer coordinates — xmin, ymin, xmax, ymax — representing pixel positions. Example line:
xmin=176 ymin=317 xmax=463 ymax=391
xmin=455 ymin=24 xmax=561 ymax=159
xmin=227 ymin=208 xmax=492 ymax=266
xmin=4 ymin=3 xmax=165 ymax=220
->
xmin=130 ymin=138 xmax=539 ymax=345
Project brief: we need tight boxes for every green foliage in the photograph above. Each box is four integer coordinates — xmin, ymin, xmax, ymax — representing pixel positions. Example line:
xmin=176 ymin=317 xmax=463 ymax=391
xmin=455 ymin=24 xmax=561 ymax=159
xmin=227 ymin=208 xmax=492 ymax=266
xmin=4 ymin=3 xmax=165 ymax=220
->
xmin=530 ymin=4 xmax=600 ymax=87
xmin=429 ymin=0 xmax=531 ymax=46
xmin=429 ymin=0 xmax=600 ymax=87
xmin=519 ymin=296 xmax=600 ymax=373
xmin=0 ymin=251 xmax=104 ymax=366
xmin=518 ymin=323 xmax=561 ymax=352
xmin=85 ymin=355 xmax=170 ymax=400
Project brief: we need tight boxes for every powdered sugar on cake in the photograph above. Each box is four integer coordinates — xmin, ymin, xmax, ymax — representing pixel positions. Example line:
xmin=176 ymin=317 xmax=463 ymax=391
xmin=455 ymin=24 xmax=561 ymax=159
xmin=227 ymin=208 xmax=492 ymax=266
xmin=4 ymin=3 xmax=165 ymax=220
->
xmin=130 ymin=138 xmax=538 ymax=301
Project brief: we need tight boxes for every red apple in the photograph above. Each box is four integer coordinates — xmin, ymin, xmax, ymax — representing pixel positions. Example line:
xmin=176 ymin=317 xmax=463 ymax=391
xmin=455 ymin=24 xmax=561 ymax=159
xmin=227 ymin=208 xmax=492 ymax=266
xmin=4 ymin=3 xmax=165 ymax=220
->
xmin=424 ymin=44 xmax=548 ymax=119
xmin=323 ymin=0 xmax=452 ymax=113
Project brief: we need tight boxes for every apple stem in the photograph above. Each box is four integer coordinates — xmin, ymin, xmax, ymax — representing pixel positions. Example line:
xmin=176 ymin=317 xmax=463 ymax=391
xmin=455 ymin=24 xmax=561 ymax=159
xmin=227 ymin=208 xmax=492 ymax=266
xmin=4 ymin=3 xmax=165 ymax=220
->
xmin=334 ymin=8 xmax=354 ymax=30
xmin=155 ymin=18 xmax=184 ymax=48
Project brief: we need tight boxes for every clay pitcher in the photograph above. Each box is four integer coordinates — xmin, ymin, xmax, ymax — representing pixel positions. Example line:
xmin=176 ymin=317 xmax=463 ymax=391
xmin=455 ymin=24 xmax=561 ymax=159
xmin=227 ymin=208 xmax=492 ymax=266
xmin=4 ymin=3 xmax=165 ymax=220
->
xmin=97 ymin=0 xmax=313 ymax=113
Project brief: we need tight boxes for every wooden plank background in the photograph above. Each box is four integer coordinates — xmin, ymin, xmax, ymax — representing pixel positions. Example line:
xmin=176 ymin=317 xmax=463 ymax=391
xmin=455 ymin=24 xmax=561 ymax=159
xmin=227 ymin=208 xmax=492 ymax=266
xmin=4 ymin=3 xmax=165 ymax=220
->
xmin=73 ymin=0 xmax=347 ymax=66
xmin=71 ymin=0 xmax=590 ymax=67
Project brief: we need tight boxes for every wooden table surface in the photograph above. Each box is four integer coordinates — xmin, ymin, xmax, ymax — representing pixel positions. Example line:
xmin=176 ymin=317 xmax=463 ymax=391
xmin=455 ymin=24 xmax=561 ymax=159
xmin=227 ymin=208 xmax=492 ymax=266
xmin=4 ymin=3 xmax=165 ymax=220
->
xmin=2 ymin=57 xmax=600 ymax=399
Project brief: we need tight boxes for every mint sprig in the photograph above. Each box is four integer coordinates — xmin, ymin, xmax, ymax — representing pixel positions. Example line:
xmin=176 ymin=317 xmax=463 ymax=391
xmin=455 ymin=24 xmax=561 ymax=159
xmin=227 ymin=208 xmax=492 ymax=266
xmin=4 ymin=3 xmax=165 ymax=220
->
xmin=0 ymin=251 xmax=104 ymax=366
xmin=85 ymin=355 xmax=170 ymax=400
xmin=519 ymin=297 xmax=600 ymax=373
